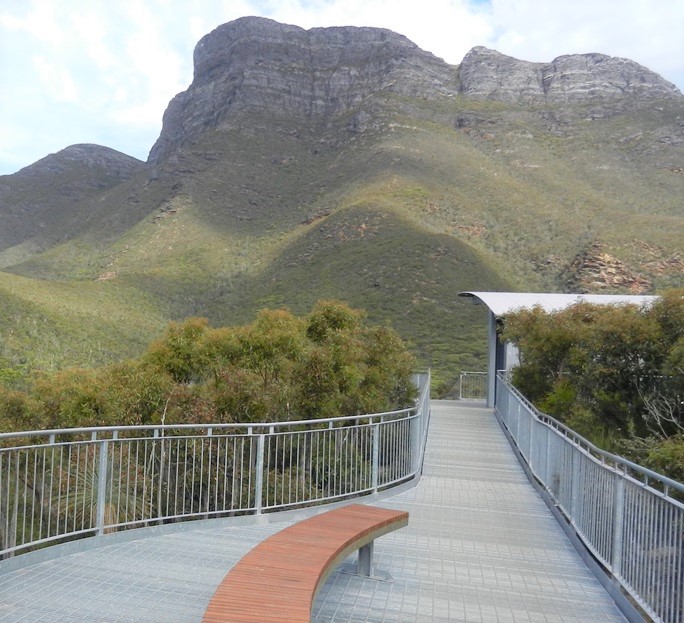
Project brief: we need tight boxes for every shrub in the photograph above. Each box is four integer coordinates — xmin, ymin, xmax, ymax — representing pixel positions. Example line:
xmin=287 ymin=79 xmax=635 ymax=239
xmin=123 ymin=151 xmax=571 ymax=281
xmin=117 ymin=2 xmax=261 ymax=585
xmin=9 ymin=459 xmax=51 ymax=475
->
xmin=1 ymin=301 xmax=416 ymax=432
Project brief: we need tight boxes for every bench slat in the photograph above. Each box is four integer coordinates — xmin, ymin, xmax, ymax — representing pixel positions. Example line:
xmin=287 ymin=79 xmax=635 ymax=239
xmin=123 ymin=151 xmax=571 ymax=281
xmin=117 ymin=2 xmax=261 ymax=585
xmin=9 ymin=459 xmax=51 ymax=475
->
xmin=202 ymin=504 xmax=408 ymax=623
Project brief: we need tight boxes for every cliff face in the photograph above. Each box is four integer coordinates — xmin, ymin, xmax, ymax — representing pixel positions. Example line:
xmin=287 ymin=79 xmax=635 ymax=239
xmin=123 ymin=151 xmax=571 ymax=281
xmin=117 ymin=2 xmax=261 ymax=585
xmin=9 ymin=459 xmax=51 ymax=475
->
xmin=149 ymin=17 xmax=681 ymax=163
xmin=459 ymin=47 xmax=680 ymax=102
xmin=148 ymin=17 xmax=456 ymax=162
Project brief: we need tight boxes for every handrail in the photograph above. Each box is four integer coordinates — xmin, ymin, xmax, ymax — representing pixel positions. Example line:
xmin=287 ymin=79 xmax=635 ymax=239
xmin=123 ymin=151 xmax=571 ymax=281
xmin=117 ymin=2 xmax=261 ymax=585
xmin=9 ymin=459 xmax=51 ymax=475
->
xmin=0 ymin=373 xmax=431 ymax=559
xmin=495 ymin=372 xmax=683 ymax=623
xmin=0 ymin=408 xmax=415 ymax=442
xmin=500 ymin=375 xmax=684 ymax=497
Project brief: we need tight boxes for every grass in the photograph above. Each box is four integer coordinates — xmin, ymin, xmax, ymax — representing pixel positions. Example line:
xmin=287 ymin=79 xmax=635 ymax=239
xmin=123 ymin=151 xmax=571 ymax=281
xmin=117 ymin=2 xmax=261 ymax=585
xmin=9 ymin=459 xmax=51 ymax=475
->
xmin=0 ymin=272 xmax=167 ymax=373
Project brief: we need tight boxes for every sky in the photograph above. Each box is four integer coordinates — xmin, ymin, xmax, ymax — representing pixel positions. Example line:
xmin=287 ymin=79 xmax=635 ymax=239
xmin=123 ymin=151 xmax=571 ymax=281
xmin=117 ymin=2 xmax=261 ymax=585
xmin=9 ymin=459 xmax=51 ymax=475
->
xmin=1 ymin=0 xmax=683 ymax=175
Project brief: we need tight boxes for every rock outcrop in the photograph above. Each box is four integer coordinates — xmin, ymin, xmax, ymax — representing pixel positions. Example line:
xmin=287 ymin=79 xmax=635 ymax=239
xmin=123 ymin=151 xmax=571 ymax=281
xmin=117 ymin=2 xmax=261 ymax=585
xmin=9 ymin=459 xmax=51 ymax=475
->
xmin=565 ymin=243 xmax=651 ymax=294
xmin=149 ymin=18 xmax=681 ymax=164
xmin=148 ymin=17 xmax=456 ymax=162
xmin=459 ymin=47 xmax=680 ymax=102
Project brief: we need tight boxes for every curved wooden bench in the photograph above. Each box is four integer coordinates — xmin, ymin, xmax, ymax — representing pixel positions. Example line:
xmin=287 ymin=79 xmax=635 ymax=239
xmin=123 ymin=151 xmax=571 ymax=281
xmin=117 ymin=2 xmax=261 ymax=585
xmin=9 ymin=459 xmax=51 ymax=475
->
xmin=202 ymin=504 xmax=408 ymax=623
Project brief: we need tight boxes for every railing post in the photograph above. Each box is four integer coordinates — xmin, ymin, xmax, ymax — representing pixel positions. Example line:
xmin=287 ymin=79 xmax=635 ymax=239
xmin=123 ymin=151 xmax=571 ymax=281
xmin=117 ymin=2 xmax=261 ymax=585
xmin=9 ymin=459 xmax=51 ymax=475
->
xmin=9 ymin=453 xmax=20 ymax=556
xmin=371 ymin=423 xmax=379 ymax=492
xmin=410 ymin=411 xmax=420 ymax=475
xmin=611 ymin=475 xmax=625 ymax=578
xmin=570 ymin=445 xmax=581 ymax=521
xmin=514 ymin=400 xmax=520 ymax=443
xmin=487 ymin=313 xmax=497 ymax=407
xmin=528 ymin=416 xmax=536 ymax=473
xmin=95 ymin=440 xmax=109 ymax=535
xmin=156 ymin=431 xmax=165 ymax=521
xmin=255 ymin=434 xmax=265 ymax=514
xmin=545 ymin=427 xmax=553 ymax=492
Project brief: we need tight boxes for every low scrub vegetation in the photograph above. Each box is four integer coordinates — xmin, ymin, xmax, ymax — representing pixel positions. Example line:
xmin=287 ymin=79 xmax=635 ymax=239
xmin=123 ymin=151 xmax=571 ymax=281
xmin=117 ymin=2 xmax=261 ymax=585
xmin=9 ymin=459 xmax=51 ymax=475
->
xmin=502 ymin=290 xmax=684 ymax=483
xmin=0 ymin=301 xmax=417 ymax=433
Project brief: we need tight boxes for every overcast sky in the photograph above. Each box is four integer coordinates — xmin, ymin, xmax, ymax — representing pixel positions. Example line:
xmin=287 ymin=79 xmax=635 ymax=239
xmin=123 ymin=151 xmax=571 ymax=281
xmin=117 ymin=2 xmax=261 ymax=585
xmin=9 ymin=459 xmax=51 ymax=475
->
xmin=1 ymin=0 xmax=683 ymax=175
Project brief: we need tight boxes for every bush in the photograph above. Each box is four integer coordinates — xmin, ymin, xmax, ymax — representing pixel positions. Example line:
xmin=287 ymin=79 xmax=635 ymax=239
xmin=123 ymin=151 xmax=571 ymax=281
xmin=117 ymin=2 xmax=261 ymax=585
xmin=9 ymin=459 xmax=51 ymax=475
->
xmin=646 ymin=435 xmax=684 ymax=484
xmin=502 ymin=291 xmax=684 ymax=481
xmin=0 ymin=301 xmax=417 ymax=432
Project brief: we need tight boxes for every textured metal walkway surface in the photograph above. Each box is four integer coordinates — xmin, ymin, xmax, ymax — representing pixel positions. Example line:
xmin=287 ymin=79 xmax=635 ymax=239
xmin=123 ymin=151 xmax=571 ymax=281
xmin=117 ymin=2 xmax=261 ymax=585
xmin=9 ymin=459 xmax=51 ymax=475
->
xmin=0 ymin=401 xmax=627 ymax=623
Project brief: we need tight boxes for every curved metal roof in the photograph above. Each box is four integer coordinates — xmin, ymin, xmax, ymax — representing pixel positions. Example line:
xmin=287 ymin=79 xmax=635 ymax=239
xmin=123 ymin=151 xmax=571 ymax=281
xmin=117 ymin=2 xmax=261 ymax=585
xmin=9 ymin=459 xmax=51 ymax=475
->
xmin=458 ymin=291 xmax=659 ymax=317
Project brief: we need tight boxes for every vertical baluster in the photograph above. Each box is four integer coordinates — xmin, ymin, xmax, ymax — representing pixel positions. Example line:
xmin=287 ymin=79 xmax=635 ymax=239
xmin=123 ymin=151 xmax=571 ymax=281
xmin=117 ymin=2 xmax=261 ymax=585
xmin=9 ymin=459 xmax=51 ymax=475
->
xmin=95 ymin=440 xmax=109 ymax=536
xmin=611 ymin=474 xmax=625 ymax=578
xmin=255 ymin=434 xmax=264 ymax=514
xmin=372 ymin=422 xmax=379 ymax=493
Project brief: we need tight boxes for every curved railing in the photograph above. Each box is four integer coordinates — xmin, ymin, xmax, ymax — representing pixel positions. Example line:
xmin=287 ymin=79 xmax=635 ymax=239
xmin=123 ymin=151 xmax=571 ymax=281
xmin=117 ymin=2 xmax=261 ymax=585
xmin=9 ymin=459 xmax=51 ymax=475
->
xmin=496 ymin=373 xmax=684 ymax=623
xmin=0 ymin=373 xmax=430 ymax=559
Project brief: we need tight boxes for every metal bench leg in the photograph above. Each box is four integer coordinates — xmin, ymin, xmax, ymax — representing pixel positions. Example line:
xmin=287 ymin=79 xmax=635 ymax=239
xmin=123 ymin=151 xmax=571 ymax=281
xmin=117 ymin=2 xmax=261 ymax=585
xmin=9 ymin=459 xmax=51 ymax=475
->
xmin=358 ymin=541 xmax=373 ymax=577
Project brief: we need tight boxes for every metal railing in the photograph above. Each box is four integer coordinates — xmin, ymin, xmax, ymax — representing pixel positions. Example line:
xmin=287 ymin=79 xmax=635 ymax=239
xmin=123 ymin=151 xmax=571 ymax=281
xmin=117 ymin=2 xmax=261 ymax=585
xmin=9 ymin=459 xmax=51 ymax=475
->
xmin=0 ymin=373 xmax=430 ymax=559
xmin=495 ymin=373 xmax=684 ymax=623
xmin=458 ymin=371 xmax=487 ymax=400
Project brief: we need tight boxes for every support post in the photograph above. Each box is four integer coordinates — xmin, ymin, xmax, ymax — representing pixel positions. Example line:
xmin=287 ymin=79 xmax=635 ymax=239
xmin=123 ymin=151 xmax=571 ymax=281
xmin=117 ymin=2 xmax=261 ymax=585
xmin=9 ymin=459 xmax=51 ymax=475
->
xmin=255 ymin=434 xmax=265 ymax=514
xmin=570 ymin=449 xmax=581 ymax=519
xmin=487 ymin=311 xmax=497 ymax=408
xmin=358 ymin=541 xmax=374 ymax=577
xmin=611 ymin=475 xmax=625 ymax=578
xmin=410 ymin=413 xmax=420 ymax=475
xmin=95 ymin=440 xmax=109 ymax=535
xmin=371 ymin=423 xmax=379 ymax=492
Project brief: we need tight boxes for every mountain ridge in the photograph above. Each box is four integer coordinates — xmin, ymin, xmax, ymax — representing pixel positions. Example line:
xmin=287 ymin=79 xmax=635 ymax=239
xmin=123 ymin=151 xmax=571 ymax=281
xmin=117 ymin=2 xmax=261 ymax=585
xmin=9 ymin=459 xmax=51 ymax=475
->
xmin=149 ymin=17 xmax=680 ymax=163
xmin=0 ymin=145 xmax=145 ymax=264
xmin=459 ymin=46 xmax=680 ymax=102
xmin=0 ymin=17 xmax=682 ymax=389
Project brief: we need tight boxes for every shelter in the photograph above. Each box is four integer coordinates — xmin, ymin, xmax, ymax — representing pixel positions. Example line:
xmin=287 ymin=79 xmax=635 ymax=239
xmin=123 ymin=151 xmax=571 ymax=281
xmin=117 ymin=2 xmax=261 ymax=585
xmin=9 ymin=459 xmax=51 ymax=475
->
xmin=458 ymin=292 xmax=659 ymax=407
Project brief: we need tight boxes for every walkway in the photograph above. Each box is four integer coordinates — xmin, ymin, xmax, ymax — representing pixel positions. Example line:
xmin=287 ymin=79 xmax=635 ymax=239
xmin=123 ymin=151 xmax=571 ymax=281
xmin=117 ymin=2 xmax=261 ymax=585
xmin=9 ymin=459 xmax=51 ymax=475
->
xmin=0 ymin=401 xmax=627 ymax=623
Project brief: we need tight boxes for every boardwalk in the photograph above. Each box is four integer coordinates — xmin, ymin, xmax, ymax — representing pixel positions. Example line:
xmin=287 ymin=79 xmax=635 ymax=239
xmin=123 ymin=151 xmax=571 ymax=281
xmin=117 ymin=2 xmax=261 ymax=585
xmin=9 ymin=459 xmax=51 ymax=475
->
xmin=0 ymin=401 xmax=627 ymax=623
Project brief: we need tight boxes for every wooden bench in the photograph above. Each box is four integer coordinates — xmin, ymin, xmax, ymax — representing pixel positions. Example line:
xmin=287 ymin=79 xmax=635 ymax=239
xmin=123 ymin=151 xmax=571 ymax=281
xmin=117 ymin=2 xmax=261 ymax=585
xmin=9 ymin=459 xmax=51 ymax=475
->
xmin=202 ymin=504 xmax=409 ymax=622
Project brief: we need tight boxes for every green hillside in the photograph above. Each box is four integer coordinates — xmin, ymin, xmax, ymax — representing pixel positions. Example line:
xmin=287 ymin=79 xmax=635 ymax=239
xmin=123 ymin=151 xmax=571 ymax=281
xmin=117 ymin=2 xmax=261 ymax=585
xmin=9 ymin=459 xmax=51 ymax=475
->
xmin=0 ymin=82 xmax=681 ymax=393
xmin=0 ymin=272 xmax=166 ymax=378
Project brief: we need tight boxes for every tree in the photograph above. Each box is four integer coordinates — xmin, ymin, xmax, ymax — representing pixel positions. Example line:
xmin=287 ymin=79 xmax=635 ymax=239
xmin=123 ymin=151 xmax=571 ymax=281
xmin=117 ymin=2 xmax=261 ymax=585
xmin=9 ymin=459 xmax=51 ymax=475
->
xmin=501 ymin=291 xmax=684 ymax=481
xmin=236 ymin=309 xmax=306 ymax=390
xmin=0 ymin=301 xmax=416 ymax=433
xmin=143 ymin=317 xmax=210 ymax=383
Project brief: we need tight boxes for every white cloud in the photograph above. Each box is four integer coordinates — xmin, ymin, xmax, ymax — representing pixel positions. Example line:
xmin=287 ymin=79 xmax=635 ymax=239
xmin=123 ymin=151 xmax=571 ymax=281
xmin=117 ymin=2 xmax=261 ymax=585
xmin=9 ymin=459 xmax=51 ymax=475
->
xmin=0 ymin=0 xmax=682 ymax=175
xmin=0 ymin=0 xmax=65 ymax=45
xmin=72 ymin=11 xmax=117 ymax=70
xmin=485 ymin=0 xmax=684 ymax=85
xmin=32 ymin=55 xmax=79 ymax=102
xmin=262 ymin=0 xmax=493 ymax=64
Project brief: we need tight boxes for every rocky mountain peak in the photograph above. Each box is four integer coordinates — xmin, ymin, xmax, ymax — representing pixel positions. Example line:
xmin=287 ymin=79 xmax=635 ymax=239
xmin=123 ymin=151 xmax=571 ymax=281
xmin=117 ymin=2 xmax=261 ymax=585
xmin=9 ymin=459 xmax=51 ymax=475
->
xmin=148 ymin=16 xmax=455 ymax=163
xmin=0 ymin=144 xmax=145 ymax=254
xmin=13 ymin=144 xmax=144 ymax=179
xmin=148 ymin=17 xmax=681 ymax=164
xmin=191 ymin=16 xmax=428 ymax=84
xmin=460 ymin=46 xmax=680 ymax=102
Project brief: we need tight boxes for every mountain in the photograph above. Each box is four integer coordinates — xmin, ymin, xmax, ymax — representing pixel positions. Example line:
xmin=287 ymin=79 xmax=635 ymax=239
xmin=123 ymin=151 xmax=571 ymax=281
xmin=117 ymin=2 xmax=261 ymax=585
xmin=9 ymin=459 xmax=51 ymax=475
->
xmin=458 ymin=46 xmax=680 ymax=101
xmin=0 ymin=145 xmax=144 ymax=265
xmin=0 ymin=16 xmax=682 ymax=391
